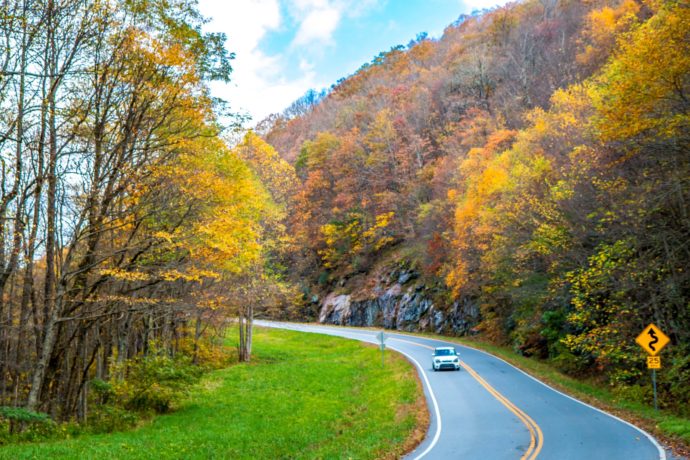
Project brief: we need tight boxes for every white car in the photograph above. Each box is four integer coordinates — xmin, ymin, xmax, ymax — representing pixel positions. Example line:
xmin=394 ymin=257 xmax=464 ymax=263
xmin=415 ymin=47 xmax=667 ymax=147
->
xmin=432 ymin=346 xmax=461 ymax=371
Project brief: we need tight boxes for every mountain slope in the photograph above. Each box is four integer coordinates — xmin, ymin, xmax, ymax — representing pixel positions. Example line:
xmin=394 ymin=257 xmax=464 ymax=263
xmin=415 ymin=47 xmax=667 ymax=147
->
xmin=262 ymin=0 xmax=690 ymax=416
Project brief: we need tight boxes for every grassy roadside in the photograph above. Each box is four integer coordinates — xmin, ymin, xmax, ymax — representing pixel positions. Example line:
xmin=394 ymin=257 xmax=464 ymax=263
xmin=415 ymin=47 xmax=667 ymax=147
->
xmin=394 ymin=328 xmax=690 ymax=456
xmin=0 ymin=327 xmax=426 ymax=459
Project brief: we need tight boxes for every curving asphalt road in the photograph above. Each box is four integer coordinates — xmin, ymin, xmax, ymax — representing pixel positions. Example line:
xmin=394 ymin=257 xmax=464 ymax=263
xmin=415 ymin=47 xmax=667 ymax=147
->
xmin=256 ymin=320 xmax=665 ymax=460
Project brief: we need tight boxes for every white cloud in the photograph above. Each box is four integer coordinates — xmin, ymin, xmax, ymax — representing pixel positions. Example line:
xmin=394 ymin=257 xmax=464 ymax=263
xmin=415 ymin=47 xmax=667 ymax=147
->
xmin=288 ymin=0 xmax=379 ymax=48
xmin=292 ymin=0 xmax=330 ymax=9
xmin=198 ymin=0 xmax=280 ymax=53
xmin=292 ymin=6 xmax=341 ymax=46
xmin=299 ymin=58 xmax=315 ymax=73
xmin=198 ymin=0 xmax=311 ymax=123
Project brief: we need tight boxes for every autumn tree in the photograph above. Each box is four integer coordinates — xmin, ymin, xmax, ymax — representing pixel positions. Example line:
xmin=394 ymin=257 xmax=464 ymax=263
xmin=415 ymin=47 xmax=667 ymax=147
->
xmin=0 ymin=0 xmax=277 ymax=422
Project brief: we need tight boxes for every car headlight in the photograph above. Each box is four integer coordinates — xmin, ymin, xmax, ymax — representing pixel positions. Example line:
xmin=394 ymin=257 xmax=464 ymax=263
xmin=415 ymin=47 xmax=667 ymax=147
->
xmin=434 ymin=359 xmax=440 ymax=364
xmin=454 ymin=358 xmax=459 ymax=362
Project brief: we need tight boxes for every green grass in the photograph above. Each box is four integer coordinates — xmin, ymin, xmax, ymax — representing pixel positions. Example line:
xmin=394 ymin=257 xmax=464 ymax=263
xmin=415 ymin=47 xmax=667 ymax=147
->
xmin=0 ymin=327 xmax=425 ymax=459
xmin=398 ymin=329 xmax=690 ymax=449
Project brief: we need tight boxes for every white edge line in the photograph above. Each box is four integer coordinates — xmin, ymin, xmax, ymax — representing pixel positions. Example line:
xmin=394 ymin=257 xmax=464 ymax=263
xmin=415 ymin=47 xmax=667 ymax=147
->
xmin=390 ymin=346 xmax=442 ymax=460
xmin=257 ymin=322 xmax=442 ymax=460
xmin=404 ymin=334 xmax=667 ymax=460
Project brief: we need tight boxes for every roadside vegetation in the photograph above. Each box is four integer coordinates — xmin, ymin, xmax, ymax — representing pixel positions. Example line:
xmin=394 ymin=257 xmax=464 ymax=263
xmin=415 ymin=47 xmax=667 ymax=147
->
xmin=0 ymin=327 xmax=426 ymax=459
xmin=0 ymin=331 xmax=230 ymax=447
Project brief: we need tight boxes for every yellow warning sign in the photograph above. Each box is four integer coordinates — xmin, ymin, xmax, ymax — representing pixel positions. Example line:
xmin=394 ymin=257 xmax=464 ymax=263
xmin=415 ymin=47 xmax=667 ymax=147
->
xmin=647 ymin=356 xmax=661 ymax=369
xmin=635 ymin=323 xmax=670 ymax=356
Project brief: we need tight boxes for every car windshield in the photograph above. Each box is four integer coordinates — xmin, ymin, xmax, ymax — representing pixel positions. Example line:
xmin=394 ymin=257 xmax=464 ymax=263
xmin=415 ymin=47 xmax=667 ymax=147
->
xmin=435 ymin=349 xmax=455 ymax=356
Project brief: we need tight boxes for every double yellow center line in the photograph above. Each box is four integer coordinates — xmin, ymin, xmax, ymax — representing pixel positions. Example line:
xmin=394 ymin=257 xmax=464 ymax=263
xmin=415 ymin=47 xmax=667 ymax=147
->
xmin=460 ymin=360 xmax=544 ymax=460
xmin=391 ymin=337 xmax=544 ymax=460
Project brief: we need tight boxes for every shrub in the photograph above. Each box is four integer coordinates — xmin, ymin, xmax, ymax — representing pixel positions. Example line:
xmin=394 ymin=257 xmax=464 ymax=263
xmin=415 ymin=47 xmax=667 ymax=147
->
xmin=550 ymin=347 xmax=592 ymax=376
xmin=611 ymin=384 xmax=652 ymax=406
xmin=0 ymin=407 xmax=56 ymax=444
xmin=176 ymin=335 xmax=233 ymax=369
xmin=663 ymin=348 xmax=690 ymax=416
xmin=86 ymin=405 xmax=138 ymax=434
xmin=90 ymin=378 xmax=115 ymax=404
xmin=113 ymin=352 xmax=202 ymax=414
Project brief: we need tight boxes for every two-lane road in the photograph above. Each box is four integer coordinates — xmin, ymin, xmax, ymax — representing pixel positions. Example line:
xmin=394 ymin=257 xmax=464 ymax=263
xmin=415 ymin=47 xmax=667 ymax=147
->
xmin=257 ymin=321 xmax=665 ymax=460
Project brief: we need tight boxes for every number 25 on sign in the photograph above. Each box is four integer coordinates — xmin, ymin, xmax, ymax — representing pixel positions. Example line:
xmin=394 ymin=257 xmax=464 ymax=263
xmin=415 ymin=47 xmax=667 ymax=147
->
xmin=647 ymin=356 xmax=661 ymax=369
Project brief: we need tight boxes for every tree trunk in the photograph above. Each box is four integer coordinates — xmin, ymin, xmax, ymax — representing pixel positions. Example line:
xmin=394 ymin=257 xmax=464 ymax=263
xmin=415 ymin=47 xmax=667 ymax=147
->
xmin=246 ymin=304 xmax=254 ymax=361
xmin=193 ymin=310 xmax=202 ymax=364
xmin=238 ymin=311 xmax=246 ymax=362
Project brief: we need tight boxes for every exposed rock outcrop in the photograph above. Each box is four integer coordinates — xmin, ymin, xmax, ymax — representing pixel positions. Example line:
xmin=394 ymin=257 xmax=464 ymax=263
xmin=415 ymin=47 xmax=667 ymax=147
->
xmin=318 ymin=268 xmax=480 ymax=335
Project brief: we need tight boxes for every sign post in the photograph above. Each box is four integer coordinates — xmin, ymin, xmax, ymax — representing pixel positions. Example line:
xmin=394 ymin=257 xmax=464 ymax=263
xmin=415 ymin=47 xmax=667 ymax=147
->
xmin=635 ymin=324 xmax=670 ymax=411
xmin=377 ymin=331 xmax=386 ymax=368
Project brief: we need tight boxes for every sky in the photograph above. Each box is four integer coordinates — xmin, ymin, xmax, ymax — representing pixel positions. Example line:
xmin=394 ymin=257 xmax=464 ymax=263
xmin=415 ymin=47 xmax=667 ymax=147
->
xmin=196 ymin=0 xmax=511 ymax=125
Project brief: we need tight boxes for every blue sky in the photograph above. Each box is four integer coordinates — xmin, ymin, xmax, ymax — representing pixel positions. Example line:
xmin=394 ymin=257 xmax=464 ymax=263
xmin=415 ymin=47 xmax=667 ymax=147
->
xmin=197 ymin=0 xmax=511 ymax=124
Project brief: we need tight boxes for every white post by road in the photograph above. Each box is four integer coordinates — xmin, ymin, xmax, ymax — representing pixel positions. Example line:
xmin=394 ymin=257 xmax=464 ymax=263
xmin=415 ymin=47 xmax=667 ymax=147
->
xmin=377 ymin=331 xmax=386 ymax=367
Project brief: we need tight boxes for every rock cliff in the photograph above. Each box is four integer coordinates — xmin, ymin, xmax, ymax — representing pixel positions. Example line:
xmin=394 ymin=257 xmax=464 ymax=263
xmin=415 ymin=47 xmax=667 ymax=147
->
xmin=317 ymin=267 xmax=480 ymax=335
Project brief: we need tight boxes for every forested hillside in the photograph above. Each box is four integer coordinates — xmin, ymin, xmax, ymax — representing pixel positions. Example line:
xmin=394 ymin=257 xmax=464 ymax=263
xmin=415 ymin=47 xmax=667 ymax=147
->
xmin=262 ymin=0 xmax=690 ymax=412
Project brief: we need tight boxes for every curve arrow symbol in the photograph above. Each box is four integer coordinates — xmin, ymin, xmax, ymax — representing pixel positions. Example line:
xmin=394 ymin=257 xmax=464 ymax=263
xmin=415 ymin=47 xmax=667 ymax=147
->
xmin=648 ymin=329 xmax=659 ymax=352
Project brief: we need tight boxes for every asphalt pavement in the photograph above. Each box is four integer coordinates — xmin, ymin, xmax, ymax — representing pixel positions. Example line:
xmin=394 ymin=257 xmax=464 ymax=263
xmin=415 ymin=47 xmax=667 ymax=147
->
xmin=256 ymin=320 xmax=666 ymax=460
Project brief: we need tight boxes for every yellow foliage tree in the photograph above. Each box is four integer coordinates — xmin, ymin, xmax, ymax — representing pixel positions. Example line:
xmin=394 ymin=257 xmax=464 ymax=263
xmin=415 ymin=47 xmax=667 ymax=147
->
xmin=589 ymin=4 xmax=690 ymax=142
